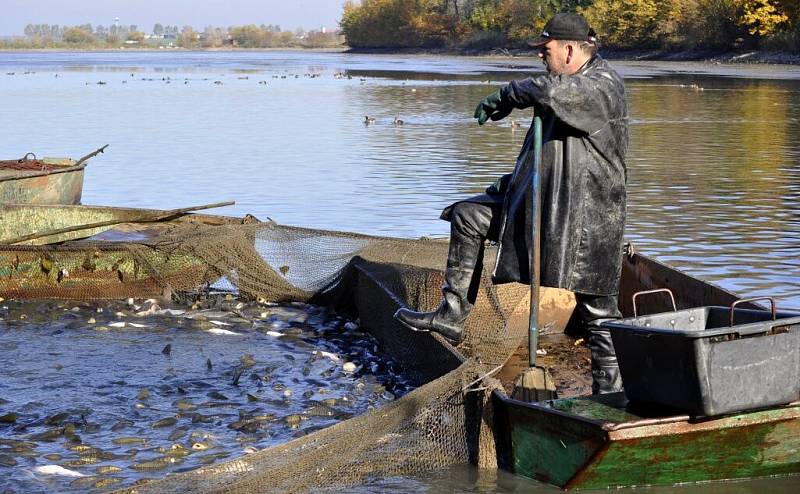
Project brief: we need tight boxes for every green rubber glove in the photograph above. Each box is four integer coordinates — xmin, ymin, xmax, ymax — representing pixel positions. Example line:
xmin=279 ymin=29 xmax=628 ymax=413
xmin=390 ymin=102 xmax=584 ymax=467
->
xmin=474 ymin=89 xmax=512 ymax=125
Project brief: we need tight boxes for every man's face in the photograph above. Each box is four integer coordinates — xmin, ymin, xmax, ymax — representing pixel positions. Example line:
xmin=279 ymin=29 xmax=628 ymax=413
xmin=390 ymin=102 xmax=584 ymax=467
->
xmin=538 ymin=39 xmax=571 ymax=75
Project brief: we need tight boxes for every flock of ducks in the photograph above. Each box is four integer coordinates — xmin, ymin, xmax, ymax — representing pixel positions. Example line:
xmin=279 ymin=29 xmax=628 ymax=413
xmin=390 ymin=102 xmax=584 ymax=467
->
xmin=60 ymin=70 xmax=370 ymax=88
xmin=5 ymin=71 xmax=575 ymax=130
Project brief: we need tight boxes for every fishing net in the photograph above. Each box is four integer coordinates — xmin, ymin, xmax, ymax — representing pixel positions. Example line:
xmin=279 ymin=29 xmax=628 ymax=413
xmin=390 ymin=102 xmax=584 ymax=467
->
xmin=0 ymin=219 xmax=576 ymax=492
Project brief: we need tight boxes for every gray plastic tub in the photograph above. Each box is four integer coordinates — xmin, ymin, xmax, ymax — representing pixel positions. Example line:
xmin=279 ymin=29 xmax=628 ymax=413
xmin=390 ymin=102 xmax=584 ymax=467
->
xmin=603 ymin=306 xmax=800 ymax=416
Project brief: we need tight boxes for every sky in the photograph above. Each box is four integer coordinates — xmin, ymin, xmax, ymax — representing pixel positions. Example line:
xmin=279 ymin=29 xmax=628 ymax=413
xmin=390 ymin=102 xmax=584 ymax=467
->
xmin=1 ymin=0 xmax=347 ymax=35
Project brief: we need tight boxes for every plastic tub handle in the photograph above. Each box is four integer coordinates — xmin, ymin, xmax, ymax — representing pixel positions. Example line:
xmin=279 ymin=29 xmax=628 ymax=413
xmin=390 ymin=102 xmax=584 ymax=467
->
xmin=632 ymin=288 xmax=677 ymax=317
xmin=730 ymin=297 xmax=776 ymax=327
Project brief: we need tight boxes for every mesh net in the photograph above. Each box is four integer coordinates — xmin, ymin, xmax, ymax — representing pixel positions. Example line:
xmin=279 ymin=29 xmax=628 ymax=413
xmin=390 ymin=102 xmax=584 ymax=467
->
xmin=0 ymin=220 xmax=550 ymax=492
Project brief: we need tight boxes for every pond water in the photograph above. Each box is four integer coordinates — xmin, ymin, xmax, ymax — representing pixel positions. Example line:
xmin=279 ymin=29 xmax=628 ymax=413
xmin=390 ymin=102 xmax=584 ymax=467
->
xmin=0 ymin=51 xmax=798 ymax=307
xmin=0 ymin=51 xmax=799 ymax=492
xmin=0 ymin=297 xmax=411 ymax=492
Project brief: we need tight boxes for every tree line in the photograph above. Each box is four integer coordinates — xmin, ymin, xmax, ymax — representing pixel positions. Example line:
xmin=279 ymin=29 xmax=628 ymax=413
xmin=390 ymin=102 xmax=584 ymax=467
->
xmin=340 ymin=0 xmax=800 ymax=51
xmin=3 ymin=23 xmax=342 ymax=49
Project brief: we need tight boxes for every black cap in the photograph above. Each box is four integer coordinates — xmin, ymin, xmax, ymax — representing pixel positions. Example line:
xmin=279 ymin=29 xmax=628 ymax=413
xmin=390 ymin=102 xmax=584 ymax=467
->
xmin=529 ymin=12 xmax=597 ymax=47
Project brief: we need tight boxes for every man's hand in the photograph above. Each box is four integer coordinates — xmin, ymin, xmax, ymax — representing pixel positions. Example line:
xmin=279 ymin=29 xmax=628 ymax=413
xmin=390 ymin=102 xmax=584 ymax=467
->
xmin=474 ymin=89 xmax=512 ymax=125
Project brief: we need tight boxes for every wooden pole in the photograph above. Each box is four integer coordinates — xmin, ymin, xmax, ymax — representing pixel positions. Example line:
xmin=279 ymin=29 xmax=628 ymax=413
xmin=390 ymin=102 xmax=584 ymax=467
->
xmin=3 ymin=201 xmax=235 ymax=245
xmin=74 ymin=144 xmax=109 ymax=167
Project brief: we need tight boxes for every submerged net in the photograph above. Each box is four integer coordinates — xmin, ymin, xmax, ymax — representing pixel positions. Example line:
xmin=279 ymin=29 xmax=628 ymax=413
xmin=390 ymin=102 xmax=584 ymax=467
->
xmin=0 ymin=220 xmax=539 ymax=492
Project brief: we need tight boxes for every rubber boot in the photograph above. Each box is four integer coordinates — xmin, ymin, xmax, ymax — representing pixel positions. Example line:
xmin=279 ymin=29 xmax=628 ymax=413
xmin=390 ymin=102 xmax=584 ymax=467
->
xmin=575 ymin=293 xmax=624 ymax=395
xmin=586 ymin=325 xmax=623 ymax=394
xmin=393 ymin=223 xmax=483 ymax=344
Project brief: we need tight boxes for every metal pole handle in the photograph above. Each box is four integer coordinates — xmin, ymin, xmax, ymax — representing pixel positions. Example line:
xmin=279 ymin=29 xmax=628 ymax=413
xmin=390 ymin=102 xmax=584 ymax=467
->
xmin=632 ymin=288 xmax=676 ymax=317
xmin=730 ymin=297 xmax=776 ymax=327
xmin=528 ymin=115 xmax=543 ymax=367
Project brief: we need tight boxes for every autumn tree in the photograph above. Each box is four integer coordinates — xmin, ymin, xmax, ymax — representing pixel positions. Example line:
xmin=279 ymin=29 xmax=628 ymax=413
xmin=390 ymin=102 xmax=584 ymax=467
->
xmin=177 ymin=26 xmax=200 ymax=48
xmin=581 ymin=0 xmax=663 ymax=48
xmin=341 ymin=0 xmax=434 ymax=47
xmin=229 ymin=24 xmax=266 ymax=47
xmin=202 ymin=26 xmax=226 ymax=48
xmin=499 ymin=0 xmax=561 ymax=44
xmin=127 ymin=31 xmax=146 ymax=43
xmin=62 ymin=27 xmax=95 ymax=44
xmin=736 ymin=0 xmax=789 ymax=36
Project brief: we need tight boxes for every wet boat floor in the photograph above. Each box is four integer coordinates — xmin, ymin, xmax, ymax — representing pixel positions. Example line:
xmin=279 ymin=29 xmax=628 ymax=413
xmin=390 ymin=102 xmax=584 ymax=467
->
xmin=0 ymin=296 xmax=414 ymax=492
xmin=501 ymin=333 xmax=594 ymax=398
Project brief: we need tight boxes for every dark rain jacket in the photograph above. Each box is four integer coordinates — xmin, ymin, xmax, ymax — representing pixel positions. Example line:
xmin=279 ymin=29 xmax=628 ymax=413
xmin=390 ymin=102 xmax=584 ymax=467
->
xmin=444 ymin=55 xmax=628 ymax=295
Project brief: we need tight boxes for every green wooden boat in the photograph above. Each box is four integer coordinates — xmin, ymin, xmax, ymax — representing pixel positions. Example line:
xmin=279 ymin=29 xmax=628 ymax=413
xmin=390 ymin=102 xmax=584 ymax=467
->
xmin=0 ymin=203 xmax=238 ymax=245
xmin=498 ymin=392 xmax=800 ymax=489
xmin=491 ymin=251 xmax=800 ymax=489
xmin=347 ymin=242 xmax=800 ymax=489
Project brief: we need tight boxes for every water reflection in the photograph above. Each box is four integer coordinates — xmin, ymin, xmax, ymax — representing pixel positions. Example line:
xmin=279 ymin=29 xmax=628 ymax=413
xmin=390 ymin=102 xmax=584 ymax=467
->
xmin=626 ymin=77 xmax=800 ymax=303
xmin=0 ymin=52 xmax=797 ymax=308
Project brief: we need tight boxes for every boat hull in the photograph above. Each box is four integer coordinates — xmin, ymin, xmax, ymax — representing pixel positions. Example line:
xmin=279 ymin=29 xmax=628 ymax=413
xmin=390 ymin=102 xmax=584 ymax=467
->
xmin=0 ymin=159 xmax=85 ymax=205
xmin=0 ymin=204 xmax=237 ymax=245
xmin=501 ymin=393 xmax=800 ymax=489
xmin=0 ymin=205 xmax=244 ymax=299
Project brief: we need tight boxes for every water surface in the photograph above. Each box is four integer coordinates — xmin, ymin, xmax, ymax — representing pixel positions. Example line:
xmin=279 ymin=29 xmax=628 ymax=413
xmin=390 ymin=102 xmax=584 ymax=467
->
xmin=1 ymin=51 xmax=797 ymax=306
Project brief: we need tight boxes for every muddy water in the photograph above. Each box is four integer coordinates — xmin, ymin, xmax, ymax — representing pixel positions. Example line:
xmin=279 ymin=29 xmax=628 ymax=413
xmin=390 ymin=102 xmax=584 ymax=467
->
xmin=0 ymin=297 xmax=411 ymax=492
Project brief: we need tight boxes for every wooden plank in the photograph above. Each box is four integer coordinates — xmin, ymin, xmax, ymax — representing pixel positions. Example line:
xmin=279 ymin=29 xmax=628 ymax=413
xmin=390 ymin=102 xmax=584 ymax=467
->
xmin=0 ymin=243 xmax=208 ymax=300
xmin=3 ymin=201 xmax=234 ymax=245
xmin=572 ymin=406 xmax=800 ymax=489
xmin=506 ymin=399 xmax=607 ymax=487
xmin=620 ymin=251 xmax=761 ymax=315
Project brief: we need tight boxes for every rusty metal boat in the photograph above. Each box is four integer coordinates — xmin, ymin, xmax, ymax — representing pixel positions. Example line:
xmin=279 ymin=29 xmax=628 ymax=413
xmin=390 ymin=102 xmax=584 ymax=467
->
xmin=0 ymin=146 xmax=107 ymax=205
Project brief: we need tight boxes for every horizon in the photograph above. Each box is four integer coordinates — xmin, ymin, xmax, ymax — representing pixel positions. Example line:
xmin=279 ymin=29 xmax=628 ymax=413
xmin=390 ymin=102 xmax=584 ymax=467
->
xmin=1 ymin=0 xmax=345 ymax=36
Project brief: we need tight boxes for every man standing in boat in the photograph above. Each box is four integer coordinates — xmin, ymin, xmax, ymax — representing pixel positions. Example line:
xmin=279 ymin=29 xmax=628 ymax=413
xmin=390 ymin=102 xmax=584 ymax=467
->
xmin=394 ymin=12 xmax=629 ymax=394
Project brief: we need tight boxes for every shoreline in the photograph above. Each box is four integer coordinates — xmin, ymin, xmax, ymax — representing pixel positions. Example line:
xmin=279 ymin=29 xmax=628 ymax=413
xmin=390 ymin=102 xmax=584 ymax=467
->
xmin=1 ymin=46 xmax=798 ymax=66
xmin=345 ymin=46 xmax=800 ymax=65
xmin=0 ymin=46 xmax=347 ymax=53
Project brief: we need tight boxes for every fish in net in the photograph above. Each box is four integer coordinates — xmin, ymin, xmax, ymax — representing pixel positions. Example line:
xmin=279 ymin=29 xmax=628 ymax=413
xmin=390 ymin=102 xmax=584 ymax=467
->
xmin=0 ymin=220 xmax=574 ymax=492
